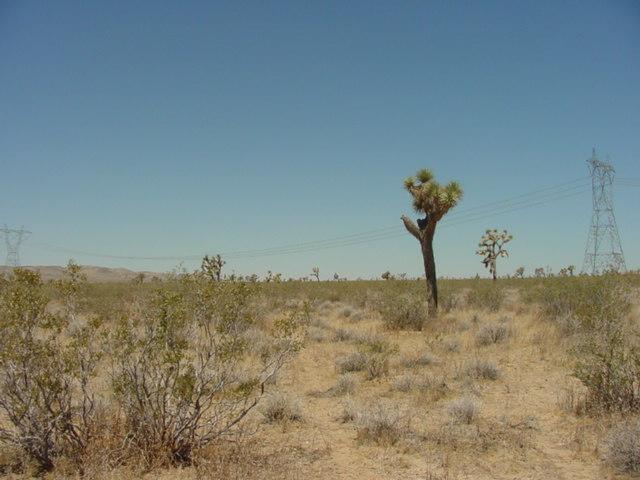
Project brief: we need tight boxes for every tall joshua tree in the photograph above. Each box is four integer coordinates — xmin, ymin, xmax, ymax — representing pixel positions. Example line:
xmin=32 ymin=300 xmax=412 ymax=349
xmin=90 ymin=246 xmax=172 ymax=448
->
xmin=401 ymin=169 xmax=463 ymax=314
xmin=476 ymin=229 xmax=513 ymax=281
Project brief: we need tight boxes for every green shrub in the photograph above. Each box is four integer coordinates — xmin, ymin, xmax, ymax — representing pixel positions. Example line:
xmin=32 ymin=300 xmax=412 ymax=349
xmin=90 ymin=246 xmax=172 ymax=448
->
xmin=0 ymin=264 xmax=100 ymax=473
xmin=109 ymin=274 xmax=302 ymax=464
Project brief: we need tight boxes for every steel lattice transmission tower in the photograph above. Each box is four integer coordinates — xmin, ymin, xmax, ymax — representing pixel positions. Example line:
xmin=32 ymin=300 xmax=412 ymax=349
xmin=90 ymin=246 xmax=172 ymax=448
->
xmin=1 ymin=225 xmax=31 ymax=267
xmin=581 ymin=149 xmax=626 ymax=275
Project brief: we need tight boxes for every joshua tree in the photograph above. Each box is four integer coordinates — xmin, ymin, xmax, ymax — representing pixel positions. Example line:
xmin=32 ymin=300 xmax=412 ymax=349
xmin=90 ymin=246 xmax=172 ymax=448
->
xmin=311 ymin=267 xmax=320 ymax=282
xmin=514 ymin=266 xmax=525 ymax=278
xmin=333 ymin=273 xmax=339 ymax=281
xmin=201 ymin=254 xmax=225 ymax=281
xmin=401 ymin=169 xmax=463 ymax=314
xmin=476 ymin=229 xmax=513 ymax=281
xmin=567 ymin=265 xmax=575 ymax=276
xmin=534 ymin=267 xmax=545 ymax=278
xmin=381 ymin=271 xmax=394 ymax=281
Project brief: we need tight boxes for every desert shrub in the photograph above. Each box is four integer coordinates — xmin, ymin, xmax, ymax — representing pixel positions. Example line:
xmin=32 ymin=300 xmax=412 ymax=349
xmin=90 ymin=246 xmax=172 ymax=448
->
xmin=339 ymin=305 xmax=357 ymax=318
xmin=354 ymin=331 xmax=397 ymax=354
xmin=306 ymin=327 xmax=328 ymax=342
xmin=456 ymin=319 xmax=471 ymax=331
xmin=463 ymin=359 xmax=500 ymax=380
xmin=377 ymin=287 xmax=428 ymax=331
xmin=400 ymin=350 xmax=438 ymax=368
xmin=602 ymin=421 xmax=640 ymax=474
xmin=261 ymin=393 xmax=303 ymax=423
xmin=527 ymin=274 xmax=628 ymax=333
xmin=365 ymin=353 xmax=390 ymax=380
xmin=466 ymin=283 xmax=505 ymax=312
xmin=528 ymin=274 xmax=639 ymax=412
xmin=333 ymin=328 xmax=357 ymax=342
xmin=109 ymin=274 xmax=302 ymax=465
xmin=557 ymin=385 xmax=587 ymax=416
xmin=331 ymin=373 xmax=359 ymax=396
xmin=475 ymin=323 xmax=510 ymax=346
xmin=438 ymin=286 xmax=463 ymax=313
xmin=0 ymin=264 xmax=101 ymax=473
xmin=573 ymin=319 xmax=640 ymax=412
xmin=309 ymin=316 xmax=329 ymax=329
xmin=336 ymin=351 xmax=368 ymax=373
xmin=569 ymin=284 xmax=639 ymax=412
xmin=442 ymin=338 xmax=460 ymax=353
xmin=415 ymin=374 xmax=449 ymax=400
xmin=391 ymin=374 xmax=416 ymax=392
xmin=355 ymin=401 xmax=411 ymax=446
xmin=338 ymin=400 xmax=359 ymax=423
xmin=448 ymin=397 xmax=479 ymax=424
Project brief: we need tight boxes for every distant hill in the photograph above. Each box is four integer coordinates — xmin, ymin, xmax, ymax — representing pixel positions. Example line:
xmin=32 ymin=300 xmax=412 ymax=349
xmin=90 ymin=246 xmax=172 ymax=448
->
xmin=0 ymin=265 xmax=168 ymax=283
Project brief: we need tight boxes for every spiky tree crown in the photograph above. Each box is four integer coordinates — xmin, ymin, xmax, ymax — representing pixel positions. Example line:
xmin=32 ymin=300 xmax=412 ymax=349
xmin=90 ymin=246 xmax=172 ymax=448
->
xmin=475 ymin=229 xmax=513 ymax=274
xmin=403 ymin=169 xmax=463 ymax=221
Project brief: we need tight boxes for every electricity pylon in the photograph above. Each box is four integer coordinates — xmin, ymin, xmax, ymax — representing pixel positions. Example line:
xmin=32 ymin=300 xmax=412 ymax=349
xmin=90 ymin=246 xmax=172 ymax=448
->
xmin=581 ymin=149 xmax=626 ymax=274
xmin=1 ymin=225 xmax=31 ymax=267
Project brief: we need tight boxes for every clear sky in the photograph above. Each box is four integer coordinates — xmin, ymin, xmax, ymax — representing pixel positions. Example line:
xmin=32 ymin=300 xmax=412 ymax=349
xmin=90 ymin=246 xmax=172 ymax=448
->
xmin=1 ymin=1 xmax=639 ymax=279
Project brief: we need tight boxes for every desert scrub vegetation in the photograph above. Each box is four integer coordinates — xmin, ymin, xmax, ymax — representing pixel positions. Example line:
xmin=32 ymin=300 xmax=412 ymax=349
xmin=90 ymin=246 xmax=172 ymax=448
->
xmin=0 ymin=264 xmax=100 ymax=473
xmin=531 ymin=274 xmax=640 ymax=413
xmin=0 ymin=263 xmax=304 ymax=474
xmin=260 ymin=392 xmax=303 ymax=423
xmin=355 ymin=401 xmax=412 ymax=446
xmin=448 ymin=396 xmax=479 ymax=424
xmin=330 ymin=373 xmax=359 ymax=396
xmin=376 ymin=284 xmax=428 ymax=330
xmin=335 ymin=349 xmax=390 ymax=380
xmin=399 ymin=350 xmax=438 ymax=368
xmin=466 ymin=281 xmax=505 ymax=312
xmin=462 ymin=359 xmax=500 ymax=381
xmin=475 ymin=323 xmax=511 ymax=346
xmin=602 ymin=420 xmax=640 ymax=474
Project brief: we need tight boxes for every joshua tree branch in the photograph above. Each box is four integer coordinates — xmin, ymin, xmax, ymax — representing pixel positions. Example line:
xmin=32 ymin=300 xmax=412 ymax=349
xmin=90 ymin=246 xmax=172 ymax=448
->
xmin=401 ymin=215 xmax=421 ymax=241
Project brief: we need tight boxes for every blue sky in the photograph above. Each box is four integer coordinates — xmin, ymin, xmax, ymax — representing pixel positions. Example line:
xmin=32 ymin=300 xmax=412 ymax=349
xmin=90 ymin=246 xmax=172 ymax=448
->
xmin=1 ymin=1 xmax=638 ymax=279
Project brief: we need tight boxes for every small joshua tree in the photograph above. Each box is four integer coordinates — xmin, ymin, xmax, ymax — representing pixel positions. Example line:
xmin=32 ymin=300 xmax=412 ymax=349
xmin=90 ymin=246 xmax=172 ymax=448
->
xmin=311 ymin=267 xmax=320 ymax=282
xmin=201 ymin=254 xmax=225 ymax=281
xmin=381 ymin=271 xmax=394 ymax=281
xmin=476 ymin=229 xmax=513 ymax=281
xmin=534 ymin=267 xmax=545 ymax=278
xmin=514 ymin=266 xmax=525 ymax=278
xmin=402 ymin=169 xmax=463 ymax=314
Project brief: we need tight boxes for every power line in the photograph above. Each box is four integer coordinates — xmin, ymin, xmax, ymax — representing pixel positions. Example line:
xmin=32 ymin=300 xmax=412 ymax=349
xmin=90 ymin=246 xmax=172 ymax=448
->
xmin=224 ymin=187 xmax=590 ymax=258
xmin=28 ymin=179 xmax=590 ymax=261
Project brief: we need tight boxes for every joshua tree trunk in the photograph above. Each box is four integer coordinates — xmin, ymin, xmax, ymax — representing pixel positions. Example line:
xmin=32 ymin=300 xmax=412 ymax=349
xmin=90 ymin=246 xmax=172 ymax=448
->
xmin=402 ymin=215 xmax=438 ymax=315
xmin=421 ymin=228 xmax=438 ymax=312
